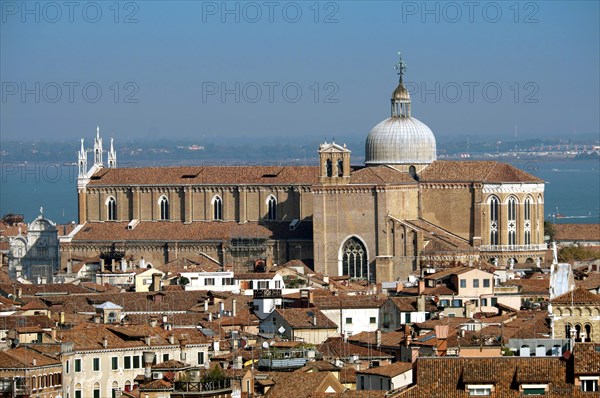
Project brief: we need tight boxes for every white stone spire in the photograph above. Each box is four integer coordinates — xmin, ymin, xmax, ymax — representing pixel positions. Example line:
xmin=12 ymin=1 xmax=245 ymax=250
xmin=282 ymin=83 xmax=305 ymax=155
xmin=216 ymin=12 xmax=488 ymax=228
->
xmin=108 ymin=137 xmax=117 ymax=168
xmin=94 ymin=126 xmax=103 ymax=166
xmin=78 ymin=138 xmax=88 ymax=177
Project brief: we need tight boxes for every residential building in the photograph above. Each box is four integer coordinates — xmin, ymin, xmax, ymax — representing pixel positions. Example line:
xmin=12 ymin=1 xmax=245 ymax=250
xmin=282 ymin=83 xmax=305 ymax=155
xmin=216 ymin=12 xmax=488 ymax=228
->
xmin=550 ymin=287 xmax=600 ymax=343
xmin=259 ymin=308 xmax=337 ymax=344
xmin=356 ymin=361 xmax=413 ymax=391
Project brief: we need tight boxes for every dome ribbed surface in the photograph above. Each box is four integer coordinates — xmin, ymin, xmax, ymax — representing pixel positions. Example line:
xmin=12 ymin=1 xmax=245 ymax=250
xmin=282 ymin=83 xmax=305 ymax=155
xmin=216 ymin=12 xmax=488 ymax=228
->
xmin=365 ymin=117 xmax=437 ymax=165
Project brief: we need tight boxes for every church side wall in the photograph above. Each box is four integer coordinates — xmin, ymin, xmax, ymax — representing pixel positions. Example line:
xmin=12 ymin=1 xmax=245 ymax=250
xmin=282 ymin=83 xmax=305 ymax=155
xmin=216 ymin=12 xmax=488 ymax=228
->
xmin=420 ymin=185 xmax=474 ymax=240
xmin=83 ymin=185 xmax=311 ymax=223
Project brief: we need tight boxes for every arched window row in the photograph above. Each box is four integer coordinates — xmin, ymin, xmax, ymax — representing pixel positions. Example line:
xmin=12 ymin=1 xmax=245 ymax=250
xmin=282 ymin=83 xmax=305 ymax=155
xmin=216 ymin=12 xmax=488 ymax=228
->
xmin=565 ymin=323 xmax=592 ymax=342
xmin=487 ymin=195 xmax=540 ymax=246
xmin=34 ymin=373 xmax=62 ymax=389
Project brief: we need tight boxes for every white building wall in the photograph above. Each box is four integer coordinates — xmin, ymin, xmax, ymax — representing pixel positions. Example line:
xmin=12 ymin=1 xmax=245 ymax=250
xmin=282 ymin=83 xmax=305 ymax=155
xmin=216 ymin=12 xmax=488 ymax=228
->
xmin=61 ymin=344 xmax=209 ymax=398
xmin=321 ymin=308 xmax=380 ymax=337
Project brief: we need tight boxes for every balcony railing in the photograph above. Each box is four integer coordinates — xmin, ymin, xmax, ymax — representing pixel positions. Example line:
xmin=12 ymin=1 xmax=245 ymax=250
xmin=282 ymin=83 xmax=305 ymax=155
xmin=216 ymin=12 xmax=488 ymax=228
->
xmin=479 ymin=244 xmax=547 ymax=252
xmin=174 ymin=379 xmax=232 ymax=393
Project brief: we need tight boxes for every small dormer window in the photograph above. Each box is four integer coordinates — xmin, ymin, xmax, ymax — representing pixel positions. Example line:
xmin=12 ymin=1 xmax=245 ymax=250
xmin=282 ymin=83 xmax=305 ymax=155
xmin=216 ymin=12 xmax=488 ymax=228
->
xmin=467 ymin=385 xmax=492 ymax=395
xmin=521 ymin=384 xmax=547 ymax=395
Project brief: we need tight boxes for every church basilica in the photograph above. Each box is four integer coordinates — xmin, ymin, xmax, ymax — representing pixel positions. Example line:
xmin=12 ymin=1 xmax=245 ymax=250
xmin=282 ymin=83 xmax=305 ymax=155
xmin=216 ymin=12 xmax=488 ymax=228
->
xmin=65 ymin=57 xmax=547 ymax=283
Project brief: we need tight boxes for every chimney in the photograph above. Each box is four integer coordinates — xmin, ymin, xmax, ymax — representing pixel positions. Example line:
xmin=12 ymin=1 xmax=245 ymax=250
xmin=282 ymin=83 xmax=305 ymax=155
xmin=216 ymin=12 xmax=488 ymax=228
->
xmin=152 ymin=273 xmax=161 ymax=292
xmin=232 ymin=299 xmax=237 ymax=317
xmin=219 ymin=301 xmax=224 ymax=315
xmin=59 ymin=312 xmax=65 ymax=324
xmin=102 ymin=336 xmax=108 ymax=348
xmin=312 ymin=314 xmax=317 ymax=326
xmin=143 ymin=351 xmax=155 ymax=380
xmin=145 ymin=336 xmax=152 ymax=346
xmin=139 ymin=257 xmax=146 ymax=269
xmin=234 ymin=355 xmax=243 ymax=370
xmin=417 ymin=295 xmax=426 ymax=312
xmin=376 ymin=329 xmax=382 ymax=348
xmin=67 ymin=259 xmax=73 ymax=274
xmin=149 ymin=318 xmax=157 ymax=328
xmin=208 ymin=313 xmax=213 ymax=322
xmin=204 ymin=300 xmax=209 ymax=312
xmin=168 ymin=334 xmax=175 ymax=344
xmin=404 ymin=324 xmax=412 ymax=346
xmin=16 ymin=287 xmax=22 ymax=299
xmin=418 ymin=280 xmax=425 ymax=295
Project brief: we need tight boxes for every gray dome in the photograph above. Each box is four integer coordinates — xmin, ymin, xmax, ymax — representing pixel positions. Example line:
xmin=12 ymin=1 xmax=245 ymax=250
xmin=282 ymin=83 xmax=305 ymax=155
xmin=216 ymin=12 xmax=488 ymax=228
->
xmin=365 ymin=116 xmax=437 ymax=165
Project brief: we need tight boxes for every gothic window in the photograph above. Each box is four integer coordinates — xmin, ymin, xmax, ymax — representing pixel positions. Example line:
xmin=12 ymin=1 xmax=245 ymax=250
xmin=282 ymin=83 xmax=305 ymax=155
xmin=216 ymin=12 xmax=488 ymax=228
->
xmin=337 ymin=159 xmax=343 ymax=177
xmin=585 ymin=324 xmax=592 ymax=342
xmin=342 ymin=237 xmax=368 ymax=280
xmin=267 ymin=196 xmax=277 ymax=220
xmin=524 ymin=197 xmax=532 ymax=245
xmin=159 ymin=196 xmax=169 ymax=220
xmin=489 ymin=196 xmax=499 ymax=245
xmin=107 ymin=197 xmax=116 ymax=221
xmin=326 ymin=159 xmax=332 ymax=177
xmin=507 ymin=197 xmax=517 ymax=245
xmin=213 ymin=195 xmax=223 ymax=221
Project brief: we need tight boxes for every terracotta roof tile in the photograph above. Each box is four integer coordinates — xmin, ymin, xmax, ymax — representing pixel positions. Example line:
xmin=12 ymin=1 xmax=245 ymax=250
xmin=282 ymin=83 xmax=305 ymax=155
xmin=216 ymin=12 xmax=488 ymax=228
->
xmin=573 ymin=343 xmax=600 ymax=375
xmin=313 ymin=294 xmax=386 ymax=310
xmin=419 ymin=161 xmax=543 ymax=183
xmin=348 ymin=166 xmax=417 ymax=185
xmin=554 ymin=223 xmax=600 ymax=242
xmin=275 ymin=308 xmax=337 ymax=329
xmin=0 ymin=346 xmax=61 ymax=368
xmin=393 ymin=356 xmax=580 ymax=398
xmin=551 ymin=287 xmax=600 ymax=304
xmin=318 ymin=337 xmax=392 ymax=360
xmin=356 ymin=361 xmax=413 ymax=377
xmin=88 ymin=165 xmax=319 ymax=186
xmin=72 ymin=220 xmax=312 ymax=242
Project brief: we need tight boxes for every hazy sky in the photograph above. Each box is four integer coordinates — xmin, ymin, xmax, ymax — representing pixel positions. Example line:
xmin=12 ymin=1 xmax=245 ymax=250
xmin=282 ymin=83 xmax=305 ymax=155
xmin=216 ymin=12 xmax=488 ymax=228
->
xmin=1 ymin=1 xmax=599 ymax=143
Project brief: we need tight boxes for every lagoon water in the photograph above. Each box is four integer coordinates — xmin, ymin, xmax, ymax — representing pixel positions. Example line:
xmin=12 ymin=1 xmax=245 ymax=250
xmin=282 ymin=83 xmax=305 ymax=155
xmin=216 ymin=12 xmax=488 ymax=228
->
xmin=1 ymin=159 xmax=598 ymax=225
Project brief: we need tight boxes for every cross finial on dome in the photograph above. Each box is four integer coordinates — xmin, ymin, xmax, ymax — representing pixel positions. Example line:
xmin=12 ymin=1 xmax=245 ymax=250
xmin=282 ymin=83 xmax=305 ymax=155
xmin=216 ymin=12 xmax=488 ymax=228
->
xmin=395 ymin=51 xmax=407 ymax=84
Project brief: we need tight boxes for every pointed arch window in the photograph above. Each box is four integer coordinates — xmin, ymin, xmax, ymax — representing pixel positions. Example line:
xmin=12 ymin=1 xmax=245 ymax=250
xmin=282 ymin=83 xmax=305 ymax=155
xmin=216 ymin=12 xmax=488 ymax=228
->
xmin=489 ymin=196 xmax=499 ymax=245
xmin=508 ymin=197 xmax=517 ymax=245
xmin=267 ymin=196 xmax=277 ymax=220
xmin=524 ymin=197 xmax=532 ymax=245
xmin=326 ymin=159 xmax=333 ymax=177
xmin=106 ymin=196 xmax=116 ymax=221
xmin=342 ymin=237 xmax=368 ymax=280
xmin=159 ymin=196 xmax=169 ymax=220
xmin=213 ymin=195 xmax=223 ymax=221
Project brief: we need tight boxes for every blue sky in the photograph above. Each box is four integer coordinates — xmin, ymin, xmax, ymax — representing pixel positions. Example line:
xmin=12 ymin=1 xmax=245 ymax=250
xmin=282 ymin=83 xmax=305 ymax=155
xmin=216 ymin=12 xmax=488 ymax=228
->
xmin=1 ymin=1 xmax=599 ymax=143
